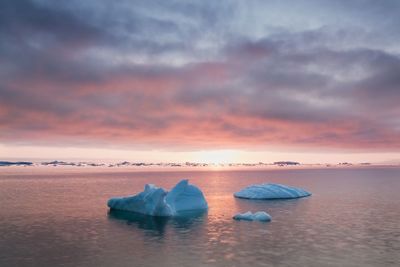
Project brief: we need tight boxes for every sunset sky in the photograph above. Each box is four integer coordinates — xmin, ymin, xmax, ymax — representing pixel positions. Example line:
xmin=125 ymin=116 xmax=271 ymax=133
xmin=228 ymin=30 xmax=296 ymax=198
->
xmin=1 ymin=0 xmax=400 ymax=164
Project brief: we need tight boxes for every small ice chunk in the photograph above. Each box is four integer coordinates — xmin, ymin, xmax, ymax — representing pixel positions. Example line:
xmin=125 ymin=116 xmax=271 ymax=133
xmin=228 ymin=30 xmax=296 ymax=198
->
xmin=234 ymin=183 xmax=311 ymax=199
xmin=233 ymin=211 xmax=271 ymax=222
xmin=107 ymin=179 xmax=208 ymax=216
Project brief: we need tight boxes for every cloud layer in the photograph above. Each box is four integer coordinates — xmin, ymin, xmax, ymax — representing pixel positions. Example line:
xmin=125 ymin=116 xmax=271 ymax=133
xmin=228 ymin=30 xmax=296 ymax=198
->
xmin=1 ymin=0 xmax=400 ymax=151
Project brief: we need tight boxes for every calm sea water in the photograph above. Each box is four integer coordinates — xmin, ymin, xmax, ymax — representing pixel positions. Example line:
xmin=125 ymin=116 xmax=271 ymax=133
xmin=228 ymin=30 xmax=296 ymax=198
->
xmin=0 ymin=167 xmax=399 ymax=267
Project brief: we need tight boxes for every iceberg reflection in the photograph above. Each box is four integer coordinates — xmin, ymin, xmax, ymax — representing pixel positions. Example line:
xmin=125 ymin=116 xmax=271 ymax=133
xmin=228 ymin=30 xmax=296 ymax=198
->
xmin=107 ymin=209 xmax=207 ymax=235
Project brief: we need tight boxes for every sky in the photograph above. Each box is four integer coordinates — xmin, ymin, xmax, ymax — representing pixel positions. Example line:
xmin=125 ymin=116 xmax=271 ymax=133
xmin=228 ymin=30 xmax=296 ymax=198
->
xmin=1 ymin=0 xmax=400 ymax=164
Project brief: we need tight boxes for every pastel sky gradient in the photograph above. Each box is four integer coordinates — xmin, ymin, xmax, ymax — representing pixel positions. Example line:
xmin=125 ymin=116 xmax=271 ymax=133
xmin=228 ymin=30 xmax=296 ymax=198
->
xmin=1 ymin=0 xmax=400 ymax=163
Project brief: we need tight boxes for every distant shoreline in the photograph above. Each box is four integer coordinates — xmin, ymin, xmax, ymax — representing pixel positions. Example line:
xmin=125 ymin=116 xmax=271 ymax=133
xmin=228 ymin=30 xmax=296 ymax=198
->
xmin=1 ymin=162 xmax=400 ymax=176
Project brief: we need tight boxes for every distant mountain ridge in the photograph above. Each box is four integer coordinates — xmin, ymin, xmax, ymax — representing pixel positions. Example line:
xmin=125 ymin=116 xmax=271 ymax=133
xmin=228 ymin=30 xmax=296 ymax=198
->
xmin=0 ymin=161 xmax=33 ymax=166
xmin=1 ymin=160 xmax=391 ymax=168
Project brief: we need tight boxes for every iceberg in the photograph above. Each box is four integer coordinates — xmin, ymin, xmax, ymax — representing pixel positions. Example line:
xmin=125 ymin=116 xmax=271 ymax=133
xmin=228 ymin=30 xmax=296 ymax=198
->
xmin=233 ymin=211 xmax=271 ymax=222
xmin=234 ymin=183 xmax=311 ymax=199
xmin=107 ymin=179 xmax=208 ymax=216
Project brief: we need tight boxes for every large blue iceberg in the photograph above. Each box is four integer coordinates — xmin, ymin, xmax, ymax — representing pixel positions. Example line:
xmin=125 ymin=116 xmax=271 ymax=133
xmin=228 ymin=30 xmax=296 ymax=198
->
xmin=107 ymin=179 xmax=208 ymax=216
xmin=234 ymin=183 xmax=311 ymax=199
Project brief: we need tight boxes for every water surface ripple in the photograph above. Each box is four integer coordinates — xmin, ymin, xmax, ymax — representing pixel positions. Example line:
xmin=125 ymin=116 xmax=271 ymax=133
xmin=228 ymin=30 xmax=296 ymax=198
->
xmin=1 ymin=168 xmax=399 ymax=266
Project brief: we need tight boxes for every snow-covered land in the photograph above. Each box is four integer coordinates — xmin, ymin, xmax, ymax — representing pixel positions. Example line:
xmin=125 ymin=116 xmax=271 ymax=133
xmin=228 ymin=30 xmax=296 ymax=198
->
xmin=233 ymin=211 xmax=271 ymax=222
xmin=107 ymin=179 xmax=208 ymax=216
xmin=234 ymin=183 xmax=311 ymax=199
xmin=0 ymin=161 xmax=32 ymax=166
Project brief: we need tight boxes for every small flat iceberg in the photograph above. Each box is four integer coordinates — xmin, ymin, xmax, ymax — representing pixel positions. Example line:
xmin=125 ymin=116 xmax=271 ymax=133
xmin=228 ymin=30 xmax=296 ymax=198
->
xmin=233 ymin=211 xmax=271 ymax=222
xmin=107 ymin=179 xmax=208 ymax=216
xmin=234 ymin=183 xmax=311 ymax=199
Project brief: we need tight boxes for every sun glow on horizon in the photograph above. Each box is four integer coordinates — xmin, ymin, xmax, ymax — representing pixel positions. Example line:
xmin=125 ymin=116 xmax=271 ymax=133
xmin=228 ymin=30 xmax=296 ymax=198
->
xmin=2 ymin=144 xmax=400 ymax=165
xmin=194 ymin=150 xmax=240 ymax=164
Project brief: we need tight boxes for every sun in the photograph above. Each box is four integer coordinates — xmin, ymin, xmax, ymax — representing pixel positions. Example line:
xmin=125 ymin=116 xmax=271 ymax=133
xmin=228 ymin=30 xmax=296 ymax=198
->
xmin=195 ymin=150 xmax=238 ymax=165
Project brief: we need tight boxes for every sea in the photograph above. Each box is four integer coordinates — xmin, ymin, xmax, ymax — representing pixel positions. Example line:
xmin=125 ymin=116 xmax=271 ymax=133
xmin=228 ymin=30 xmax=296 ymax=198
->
xmin=0 ymin=167 xmax=399 ymax=267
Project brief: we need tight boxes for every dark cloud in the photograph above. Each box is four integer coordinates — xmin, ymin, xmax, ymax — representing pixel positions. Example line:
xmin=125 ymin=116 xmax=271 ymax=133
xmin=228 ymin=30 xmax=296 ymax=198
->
xmin=0 ymin=0 xmax=399 ymax=151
